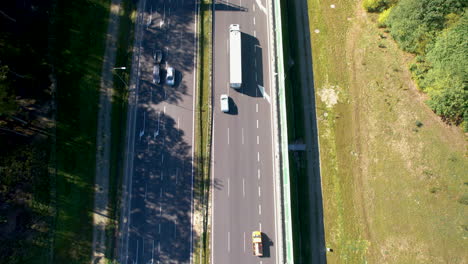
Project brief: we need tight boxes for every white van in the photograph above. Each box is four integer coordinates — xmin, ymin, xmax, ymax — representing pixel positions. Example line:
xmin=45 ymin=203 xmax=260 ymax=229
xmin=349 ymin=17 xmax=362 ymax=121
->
xmin=220 ymin=94 xmax=229 ymax=113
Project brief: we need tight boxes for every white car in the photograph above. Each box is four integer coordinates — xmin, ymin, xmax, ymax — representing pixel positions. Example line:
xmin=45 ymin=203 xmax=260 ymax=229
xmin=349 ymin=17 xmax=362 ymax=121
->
xmin=166 ymin=67 xmax=175 ymax=86
xmin=220 ymin=94 xmax=229 ymax=113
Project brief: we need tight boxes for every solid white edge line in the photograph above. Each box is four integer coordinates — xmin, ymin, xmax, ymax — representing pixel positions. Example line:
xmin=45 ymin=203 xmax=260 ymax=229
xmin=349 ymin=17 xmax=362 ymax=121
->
xmin=210 ymin=4 xmax=216 ymax=264
xmin=190 ymin=1 xmax=199 ymax=263
xmin=265 ymin=0 xmax=282 ymax=262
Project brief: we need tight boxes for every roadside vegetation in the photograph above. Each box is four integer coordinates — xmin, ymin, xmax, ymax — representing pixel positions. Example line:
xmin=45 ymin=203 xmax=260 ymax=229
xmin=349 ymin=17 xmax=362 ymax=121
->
xmin=1 ymin=0 xmax=135 ymax=263
xmin=306 ymin=0 xmax=468 ymax=263
xmin=193 ymin=1 xmax=212 ymax=264
xmin=0 ymin=1 xmax=55 ymax=263
xmin=366 ymin=0 xmax=467 ymax=131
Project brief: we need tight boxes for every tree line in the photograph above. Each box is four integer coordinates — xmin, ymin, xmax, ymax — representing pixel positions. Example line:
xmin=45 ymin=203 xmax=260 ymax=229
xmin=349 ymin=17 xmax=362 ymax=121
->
xmin=364 ymin=0 xmax=467 ymax=131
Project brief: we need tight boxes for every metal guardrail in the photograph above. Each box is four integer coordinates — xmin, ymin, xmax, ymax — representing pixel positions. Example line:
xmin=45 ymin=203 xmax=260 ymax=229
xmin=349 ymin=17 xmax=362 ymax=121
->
xmin=269 ymin=0 xmax=295 ymax=263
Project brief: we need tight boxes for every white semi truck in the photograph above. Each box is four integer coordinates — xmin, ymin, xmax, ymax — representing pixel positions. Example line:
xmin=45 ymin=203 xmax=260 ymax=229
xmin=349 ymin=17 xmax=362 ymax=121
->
xmin=229 ymin=24 xmax=242 ymax=88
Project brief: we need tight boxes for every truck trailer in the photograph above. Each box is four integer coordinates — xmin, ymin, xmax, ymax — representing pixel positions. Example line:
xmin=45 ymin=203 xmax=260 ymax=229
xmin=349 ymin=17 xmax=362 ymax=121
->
xmin=229 ymin=24 xmax=242 ymax=88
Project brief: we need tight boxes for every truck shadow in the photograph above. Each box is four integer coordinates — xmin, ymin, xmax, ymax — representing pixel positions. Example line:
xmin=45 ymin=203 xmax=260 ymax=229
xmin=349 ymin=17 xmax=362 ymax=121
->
xmin=238 ymin=32 xmax=263 ymax=98
xmin=214 ymin=0 xmax=248 ymax=11
xmin=261 ymin=232 xmax=273 ymax=258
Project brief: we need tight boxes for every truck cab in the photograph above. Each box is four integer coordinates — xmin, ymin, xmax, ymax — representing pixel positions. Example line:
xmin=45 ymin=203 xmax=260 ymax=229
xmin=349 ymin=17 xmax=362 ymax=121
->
xmin=252 ymin=231 xmax=263 ymax=257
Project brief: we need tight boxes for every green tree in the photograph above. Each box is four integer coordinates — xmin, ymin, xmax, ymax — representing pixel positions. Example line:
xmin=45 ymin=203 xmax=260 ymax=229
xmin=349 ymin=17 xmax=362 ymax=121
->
xmin=426 ymin=83 xmax=467 ymax=125
xmin=387 ymin=0 xmax=466 ymax=54
xmin=363 ymin=0 xmax=398 ymax=13
xmin=423 ymin=12 xmax=468 ymax=125
xmin=0 ymin=65 xmax=17 ymax=115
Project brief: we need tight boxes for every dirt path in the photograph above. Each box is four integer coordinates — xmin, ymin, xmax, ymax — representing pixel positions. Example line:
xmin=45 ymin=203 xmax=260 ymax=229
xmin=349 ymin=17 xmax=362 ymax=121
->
xmin=91 ymin=1 xmax=122 ymax=263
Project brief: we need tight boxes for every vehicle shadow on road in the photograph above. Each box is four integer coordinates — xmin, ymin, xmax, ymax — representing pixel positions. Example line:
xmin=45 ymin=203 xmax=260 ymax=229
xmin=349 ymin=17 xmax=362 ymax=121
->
xmin=214 ymin=1 xmax=248 ymax=12
xmin=227 ymin=97 xmax=238 ymax=115
xmin=238 ymin=33 xmax=263 ymax=98
xmin=261 ymin=232 xmax=274 ymax=258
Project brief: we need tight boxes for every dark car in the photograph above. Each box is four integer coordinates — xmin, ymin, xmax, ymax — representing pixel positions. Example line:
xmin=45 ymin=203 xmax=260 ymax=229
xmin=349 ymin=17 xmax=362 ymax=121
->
xmin=154 ymin=49 xmax=163 ymax=64
xmin=153 ymin=65 xmax=160 ymax=84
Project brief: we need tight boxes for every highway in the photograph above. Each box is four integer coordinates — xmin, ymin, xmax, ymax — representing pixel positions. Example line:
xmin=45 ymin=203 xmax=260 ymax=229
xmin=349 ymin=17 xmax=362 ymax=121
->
xmin=118 ymin=0 xmax=197 ymax=263
xmin=211 ymin=0 xmax=279 ymax=263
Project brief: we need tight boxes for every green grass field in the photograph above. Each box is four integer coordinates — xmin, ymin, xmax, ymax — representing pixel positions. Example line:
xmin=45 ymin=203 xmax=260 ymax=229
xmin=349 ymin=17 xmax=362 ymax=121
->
xmin=306 ymin=0 xmax=468 ymax=263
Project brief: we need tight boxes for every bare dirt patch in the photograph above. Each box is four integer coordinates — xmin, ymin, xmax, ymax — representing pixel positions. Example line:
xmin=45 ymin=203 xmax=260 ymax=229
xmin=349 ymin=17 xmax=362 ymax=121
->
xmin=318 ymin=85 xmax=340 ymax=109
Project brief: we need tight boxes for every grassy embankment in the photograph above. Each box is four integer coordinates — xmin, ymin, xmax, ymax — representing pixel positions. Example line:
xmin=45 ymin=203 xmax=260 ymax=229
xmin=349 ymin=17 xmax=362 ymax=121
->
xmin=52 ymin=0 xmax=134 ymax=262
xmin=192 ymin=1 xmax=213 ymax=264
xmin=306 ymin=0 xmax=468 ymax=263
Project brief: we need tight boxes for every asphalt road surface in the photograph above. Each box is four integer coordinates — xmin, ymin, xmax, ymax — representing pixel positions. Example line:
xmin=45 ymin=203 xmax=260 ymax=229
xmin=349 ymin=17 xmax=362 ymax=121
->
xmin=119 ymin=0 xmax=197 ymax=263
xmin=211 ymin=0 xmax=279 ymax=263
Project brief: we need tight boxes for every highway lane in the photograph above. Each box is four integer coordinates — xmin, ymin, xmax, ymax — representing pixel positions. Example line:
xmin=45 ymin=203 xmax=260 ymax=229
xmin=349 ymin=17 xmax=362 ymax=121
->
xmin=212 ymin=0 xmax=278 ymax=263
xmin=119 ymin=0 xmax=197 ymax=263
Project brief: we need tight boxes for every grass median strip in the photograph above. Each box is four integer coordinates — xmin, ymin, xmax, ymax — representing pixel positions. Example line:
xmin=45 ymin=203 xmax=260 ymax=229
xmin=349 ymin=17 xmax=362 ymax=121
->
xmin=193 ymin=1 xmax=213 ymax=264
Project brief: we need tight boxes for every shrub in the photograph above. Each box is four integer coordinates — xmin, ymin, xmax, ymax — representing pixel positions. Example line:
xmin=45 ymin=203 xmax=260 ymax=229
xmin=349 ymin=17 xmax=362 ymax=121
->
xmin=458 ymin=195 xmax=468 ymax=205
xmin=363 ymin=0 xmax=398 ymax=13
xmin=378 ymin=7 xmax=393 ymax=27
xmin=426 ymin=83 xmax=467 ymax=125
xmin=423 ymin=13 xmax=468 ymax=125
xmin=386 ymin=0 xmax=466 ymax=54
